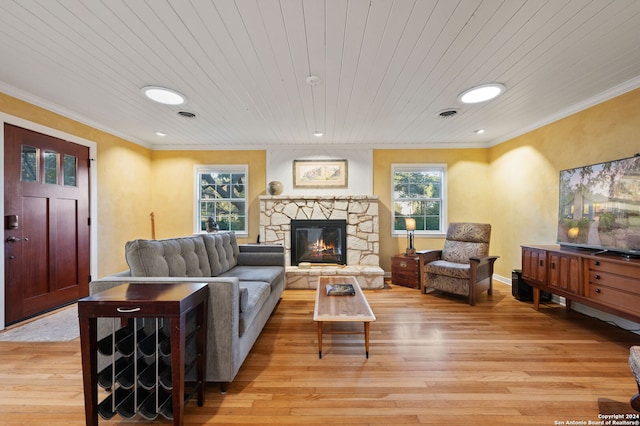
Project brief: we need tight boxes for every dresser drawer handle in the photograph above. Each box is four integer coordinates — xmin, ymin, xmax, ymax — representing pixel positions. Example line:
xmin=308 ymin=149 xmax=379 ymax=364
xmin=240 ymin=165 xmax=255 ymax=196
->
xmin=595 ymin=288 xmax=601 ymax=294
xmin=116 ymin=307 xmax=141 ymax=313
xmin=594 ymin=261 xmax=600 ymax=266
xmin=400 ymin=262 xmax=407 ymax=268
xmin=594 ymin=274 xmax=601 ymax=280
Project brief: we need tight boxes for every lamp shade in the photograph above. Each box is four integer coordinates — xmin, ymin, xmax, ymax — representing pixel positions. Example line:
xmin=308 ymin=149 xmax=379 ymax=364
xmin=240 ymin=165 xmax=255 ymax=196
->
xmin=405 ymin=218 xmax=416 ymax=231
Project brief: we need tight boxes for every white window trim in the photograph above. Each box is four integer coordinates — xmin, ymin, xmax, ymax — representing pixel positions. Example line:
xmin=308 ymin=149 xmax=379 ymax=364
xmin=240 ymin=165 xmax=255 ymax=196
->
xmin=194 ymin=164 xmax=249 ymax=236
xmin=391 ymin=163 xmax=447 ymax=238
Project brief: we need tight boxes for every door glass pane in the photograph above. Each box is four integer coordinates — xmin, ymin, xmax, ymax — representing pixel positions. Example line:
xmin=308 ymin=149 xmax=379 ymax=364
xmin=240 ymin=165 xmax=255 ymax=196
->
xmin=44 ymin=151 xmax=59 ymax=184
xmin=21 ymin=145 xmax=38 ymax=182
xmin=63 ymin=155 xmax=77 ymax=186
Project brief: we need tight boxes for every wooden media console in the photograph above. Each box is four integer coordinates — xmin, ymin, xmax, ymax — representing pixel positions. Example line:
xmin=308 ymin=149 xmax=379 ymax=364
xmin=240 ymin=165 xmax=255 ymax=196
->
xmin=521 ymin=244 xmax=640 ymax=322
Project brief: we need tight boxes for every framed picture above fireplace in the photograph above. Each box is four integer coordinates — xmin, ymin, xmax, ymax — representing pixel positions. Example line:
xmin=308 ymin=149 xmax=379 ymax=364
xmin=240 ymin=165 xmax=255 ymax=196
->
xmin=293 ymin=159 xmax=348 ymax=188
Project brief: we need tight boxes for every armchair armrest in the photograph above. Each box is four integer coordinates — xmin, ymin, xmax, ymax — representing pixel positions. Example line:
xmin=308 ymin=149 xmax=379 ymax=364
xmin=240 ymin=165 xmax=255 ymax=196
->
xmin=468 ymin=255 xmax=499 ymax=305
xmin=468 ymin=255 xmax=499 ymax=285
xmin=417 ymin=250 xmax=442 ymax=293
xmin=469 ymin=255 xmax=499 ymax=265
xmin=417 ymin=249 xmax=443 ymax=264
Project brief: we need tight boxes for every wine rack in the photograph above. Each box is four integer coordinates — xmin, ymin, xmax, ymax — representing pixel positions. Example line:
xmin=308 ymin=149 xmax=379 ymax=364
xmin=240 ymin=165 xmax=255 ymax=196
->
xmin=78 ymin=282 xmax=209 ymax=426
xmin=95 ymin=318 xmax=181 ymax=420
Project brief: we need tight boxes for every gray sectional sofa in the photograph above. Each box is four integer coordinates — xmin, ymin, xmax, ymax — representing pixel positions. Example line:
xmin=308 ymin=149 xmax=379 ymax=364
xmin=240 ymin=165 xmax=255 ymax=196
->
xmin=90 ymin=232 xmax=285 ymax=391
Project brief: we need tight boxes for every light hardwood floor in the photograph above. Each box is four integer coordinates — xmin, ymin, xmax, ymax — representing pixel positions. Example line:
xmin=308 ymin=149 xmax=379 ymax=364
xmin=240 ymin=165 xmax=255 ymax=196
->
xmin=1 ymin=282 xmax=639 ymax=425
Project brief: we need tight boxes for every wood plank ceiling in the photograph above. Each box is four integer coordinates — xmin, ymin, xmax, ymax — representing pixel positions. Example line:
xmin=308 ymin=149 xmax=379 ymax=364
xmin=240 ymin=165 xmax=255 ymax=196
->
xmin=1 ymin=0 xmax=640 ymax=149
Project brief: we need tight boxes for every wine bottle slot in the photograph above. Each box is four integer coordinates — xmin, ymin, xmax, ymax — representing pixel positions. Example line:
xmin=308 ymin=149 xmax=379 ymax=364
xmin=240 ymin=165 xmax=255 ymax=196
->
xmin=138 ymin=388 xmax=172 ymax=421
xmin=97 ymin=387 xmax=130 ymax=420
xmin=138 ymin=361 xmax=169 ymax=390
xmin=159 ymin=335 xmax=172 ymax=357
xmin=97 ymin=356 xmax=130 ymax=390
xmin=116 ymin=327 xmax=147 ymax=357
xmin=116 ymin=388 xmax=152 ymax=419
xmin=159 ymin=366 xmax=173 ymax=390
xmin=159 ymin=393 xmax=174 ymax=421
xmin=96 ymin=327 xmax=128 ymax=356
xmin=138 ymin=329 xmax=168 ymax=357
xmin=116 ymin=356 xmax=150 ymax=389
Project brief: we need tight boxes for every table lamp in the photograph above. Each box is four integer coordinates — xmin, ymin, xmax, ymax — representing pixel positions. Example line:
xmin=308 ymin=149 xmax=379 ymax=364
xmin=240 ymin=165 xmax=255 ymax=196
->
xmin=405 ymin=218 xmax=416 ymax=255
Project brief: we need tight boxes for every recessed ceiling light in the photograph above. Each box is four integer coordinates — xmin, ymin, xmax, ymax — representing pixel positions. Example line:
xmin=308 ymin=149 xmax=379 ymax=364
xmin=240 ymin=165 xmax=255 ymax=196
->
xmin=474 ymin=129 xmax=485 ymax=134
xmin=458 ymin=83 xmax=505 ymax=104
xmin=313 ymin=131 xmax=324 ymax=137
xmin=141 ymin=86 xmax=187 ymax=105
xmin=306 ymin=75 xmax=321 ymax=86
xmin=155 ymin=131 xmax=167 ymax=137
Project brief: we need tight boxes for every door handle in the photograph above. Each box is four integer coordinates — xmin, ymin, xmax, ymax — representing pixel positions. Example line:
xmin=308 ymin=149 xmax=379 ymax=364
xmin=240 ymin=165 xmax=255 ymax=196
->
xmin=5 ymin=236 xmax=28 ymax=243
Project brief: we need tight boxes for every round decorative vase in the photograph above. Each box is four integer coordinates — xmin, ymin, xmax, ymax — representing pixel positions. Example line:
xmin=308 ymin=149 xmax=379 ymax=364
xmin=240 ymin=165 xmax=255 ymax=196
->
xmin=268 ymin=181 xmax=283 ymax=195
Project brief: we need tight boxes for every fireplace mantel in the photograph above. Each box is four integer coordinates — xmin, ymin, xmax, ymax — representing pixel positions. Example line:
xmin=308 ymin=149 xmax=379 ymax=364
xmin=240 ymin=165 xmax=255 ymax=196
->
xmin=259 ymin=195 xmax=384 ymax=289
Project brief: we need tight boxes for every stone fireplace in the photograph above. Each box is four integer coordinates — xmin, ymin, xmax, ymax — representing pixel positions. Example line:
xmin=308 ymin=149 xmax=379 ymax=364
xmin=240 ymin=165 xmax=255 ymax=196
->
xmin=290 ymin=219 xmax=347 ymax=266
xmin=259 ymin=195 xmax=384 ymax=289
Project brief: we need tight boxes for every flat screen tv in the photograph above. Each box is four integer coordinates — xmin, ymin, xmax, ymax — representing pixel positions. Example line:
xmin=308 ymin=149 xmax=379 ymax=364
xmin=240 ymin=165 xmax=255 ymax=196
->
xmin=557 ymin=154 xmax=640 ymax=256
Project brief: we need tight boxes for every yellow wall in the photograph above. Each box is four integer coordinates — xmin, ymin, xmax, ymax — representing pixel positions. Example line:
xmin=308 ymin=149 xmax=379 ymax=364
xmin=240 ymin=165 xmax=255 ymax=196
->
xmin=489 ymin=87 xmax=640 ymax=278
xmin=373 ymin=148 xmax=491 ymax=272
xmin=150 ymin=150 xmax=266 ymax=242
xmin=0 ymin=93 xmax=152 ymax=276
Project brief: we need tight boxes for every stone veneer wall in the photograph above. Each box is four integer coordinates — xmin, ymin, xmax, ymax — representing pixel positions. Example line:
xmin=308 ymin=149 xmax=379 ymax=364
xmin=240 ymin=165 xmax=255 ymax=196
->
xmin=259 ymin=195 xmax=384 ymax=289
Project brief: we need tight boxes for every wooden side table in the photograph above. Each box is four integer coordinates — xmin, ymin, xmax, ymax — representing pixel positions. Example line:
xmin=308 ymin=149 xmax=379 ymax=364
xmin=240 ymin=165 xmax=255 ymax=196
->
xmin=78 ymin=282 xmax=208 ymax=426
xmin=391 ymin=254 xmax=422 ymax=289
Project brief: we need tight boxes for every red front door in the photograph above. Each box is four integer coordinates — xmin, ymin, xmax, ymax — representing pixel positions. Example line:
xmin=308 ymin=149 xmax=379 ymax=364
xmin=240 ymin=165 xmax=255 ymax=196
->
xmin=4 ymin=124 xmax=90 ymax=325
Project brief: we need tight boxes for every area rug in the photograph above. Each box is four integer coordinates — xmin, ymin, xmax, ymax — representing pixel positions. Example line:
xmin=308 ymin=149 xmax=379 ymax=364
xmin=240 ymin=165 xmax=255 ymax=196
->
xmin=0 ymin=304 xmax=79 ymax=342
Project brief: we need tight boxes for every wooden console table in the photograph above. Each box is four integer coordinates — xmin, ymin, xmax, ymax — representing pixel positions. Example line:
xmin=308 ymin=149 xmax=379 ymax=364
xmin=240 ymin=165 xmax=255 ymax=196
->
xmin=521 ymin=244 xmax=640 ymax=322
xmin=78 ymin=282 xmax=208 ymax=426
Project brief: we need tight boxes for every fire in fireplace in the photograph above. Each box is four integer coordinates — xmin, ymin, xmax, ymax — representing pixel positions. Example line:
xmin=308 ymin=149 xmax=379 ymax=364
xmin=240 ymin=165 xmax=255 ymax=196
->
xmin=290 ymin=219 xmax=347 ymax=266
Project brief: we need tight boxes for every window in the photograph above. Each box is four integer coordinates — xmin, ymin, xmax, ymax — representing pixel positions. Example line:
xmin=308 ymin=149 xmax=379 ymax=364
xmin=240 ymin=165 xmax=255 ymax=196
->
xmin=44 ymin=150 xmax=59 ymax=184
xmin=392 ymin=164 xmax=447 ymax=235
xmin=21 ymin=145 xmax=38 ymax=182
xmin=196 ymin=166 xmax=247 ymax=234
xmin=63 ymin=154 xmax=77 ymax=186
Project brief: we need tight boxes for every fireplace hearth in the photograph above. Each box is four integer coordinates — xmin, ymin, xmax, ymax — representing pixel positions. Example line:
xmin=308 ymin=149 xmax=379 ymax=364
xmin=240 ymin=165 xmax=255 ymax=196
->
xmin=290 ymin=219 xmax=347 ymax=266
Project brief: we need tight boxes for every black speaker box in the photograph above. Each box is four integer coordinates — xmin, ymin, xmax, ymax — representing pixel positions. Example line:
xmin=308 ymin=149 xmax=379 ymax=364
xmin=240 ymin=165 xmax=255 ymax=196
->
xmin=512 ymin=269 xmax=551 ymax=302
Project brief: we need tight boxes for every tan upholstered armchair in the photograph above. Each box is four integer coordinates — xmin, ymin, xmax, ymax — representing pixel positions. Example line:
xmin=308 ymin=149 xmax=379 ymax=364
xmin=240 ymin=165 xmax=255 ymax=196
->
xmin=630 ymin=346 xmax=640 ymax=411
xmin=420 ymin=223 xmax=498 ymax=305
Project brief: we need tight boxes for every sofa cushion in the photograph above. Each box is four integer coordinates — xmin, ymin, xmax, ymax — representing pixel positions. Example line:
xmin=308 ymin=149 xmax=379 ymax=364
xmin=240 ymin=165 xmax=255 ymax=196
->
xmin=202 ymin=232 xmax=239 ymax=276
xmin=238 ymin=281 xmax=271 ymax=337
xmin=239 ymin=286 xmax=250 ymax=313
xmin=125 ymin=236 xmax=211 ymax=277
xmin=218 ymin=265 xmax=284 ymax=292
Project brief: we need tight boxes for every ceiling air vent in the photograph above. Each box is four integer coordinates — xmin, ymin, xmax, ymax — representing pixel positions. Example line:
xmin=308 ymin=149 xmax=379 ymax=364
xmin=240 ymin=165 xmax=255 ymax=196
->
xmin=177 ymin=111 xmax=197 ymax=119
xmin=437 ymin=109 xmax=458 ymax=118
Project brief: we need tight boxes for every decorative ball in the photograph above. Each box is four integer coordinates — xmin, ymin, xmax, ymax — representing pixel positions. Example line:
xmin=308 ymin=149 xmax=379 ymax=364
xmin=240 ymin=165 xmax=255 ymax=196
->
xmin=268 ymin=181 xmax=283 ymax=195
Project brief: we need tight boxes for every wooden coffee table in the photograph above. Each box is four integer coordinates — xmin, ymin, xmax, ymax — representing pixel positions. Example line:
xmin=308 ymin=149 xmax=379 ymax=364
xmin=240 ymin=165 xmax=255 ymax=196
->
xmin=313 ymin=276 xmax=376 ymax=358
